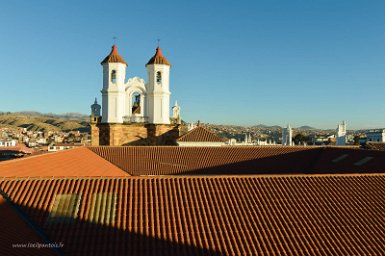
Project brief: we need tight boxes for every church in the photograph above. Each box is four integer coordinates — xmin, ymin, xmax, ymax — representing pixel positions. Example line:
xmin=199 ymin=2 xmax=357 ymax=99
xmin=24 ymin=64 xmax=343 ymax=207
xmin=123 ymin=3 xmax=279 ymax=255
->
xmin=90 ymin=44 xmax=181 ymax=146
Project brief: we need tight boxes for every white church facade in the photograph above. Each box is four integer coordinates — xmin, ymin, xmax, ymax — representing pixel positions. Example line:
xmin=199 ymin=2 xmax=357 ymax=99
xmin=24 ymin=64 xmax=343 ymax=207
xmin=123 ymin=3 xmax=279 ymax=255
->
xmin=282 ymin=124 xmax=293 ymax=146
xmin=90 ymin=45 xmax=181 ymax=146
xmin=336 ymin=121 xmax=347 ymax=146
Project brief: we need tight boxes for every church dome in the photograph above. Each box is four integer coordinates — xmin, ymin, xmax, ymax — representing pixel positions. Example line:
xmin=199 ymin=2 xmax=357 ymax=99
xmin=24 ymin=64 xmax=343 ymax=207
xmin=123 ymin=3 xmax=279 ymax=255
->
xmin=146 ymin=47 xmax=170 ymax=66
xmin=101 ymin=45 xmax=127 ymax=65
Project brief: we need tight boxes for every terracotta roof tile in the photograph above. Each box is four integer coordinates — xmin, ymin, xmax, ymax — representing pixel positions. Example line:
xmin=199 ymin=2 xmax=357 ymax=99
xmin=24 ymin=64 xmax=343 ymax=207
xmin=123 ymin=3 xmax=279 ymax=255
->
xmin=146 ymin=47 xmax=170 ymax=66
xmin=89 ymin=146 xmax=385 ymax=176
xmin=362 ymin=142 xmax=385 ymax=151
xmin=312 ymin=147 xmax=385 ymax=173
xmin=89 ymin=146 xmax=321 ymax=175
xmin=101 ymin=45 xmax=127 ymax=65
xmin=1 ymin=175 xmax=384 ymax=255
xmin=177 ymin=126 xmax=225 ymax=142
xmin=0 ymin=195 xmax=58 ymax=255
xmin=0 ymin=147 xmax=129 ymax=178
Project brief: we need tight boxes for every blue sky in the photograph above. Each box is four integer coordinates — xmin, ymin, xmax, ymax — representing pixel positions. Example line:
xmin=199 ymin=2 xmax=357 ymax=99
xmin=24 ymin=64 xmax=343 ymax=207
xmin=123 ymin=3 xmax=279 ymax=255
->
xmin=0 ymin=0 xmax=384 ymax=129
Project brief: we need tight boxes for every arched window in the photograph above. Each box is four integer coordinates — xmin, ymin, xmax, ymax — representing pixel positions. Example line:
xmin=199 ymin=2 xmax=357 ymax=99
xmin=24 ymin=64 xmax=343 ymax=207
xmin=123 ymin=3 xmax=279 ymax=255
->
xmin=111 ymin=70 xmax=117 ymax=83
xmin=156 ymin=71 xmax=162 ymax=84
xmin=132 ymin=93 xmax=141 ymax=114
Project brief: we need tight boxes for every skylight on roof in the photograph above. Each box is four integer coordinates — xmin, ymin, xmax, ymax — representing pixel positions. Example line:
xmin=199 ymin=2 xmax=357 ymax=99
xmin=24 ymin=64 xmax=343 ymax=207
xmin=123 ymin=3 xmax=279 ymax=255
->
xmin=354 ymin=156 xmax=374 ymax=166
xmin=332 ymin=154 xmax=349 ymax=163
xmin=89 ymin=193 xmax=117 ymax=225
xmin=47 ymin=194 xmax=81 ymax=224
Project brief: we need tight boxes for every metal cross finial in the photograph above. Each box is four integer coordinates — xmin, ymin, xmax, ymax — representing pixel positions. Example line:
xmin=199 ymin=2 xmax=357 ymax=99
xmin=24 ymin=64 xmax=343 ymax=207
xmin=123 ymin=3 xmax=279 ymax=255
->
xmin=157 ymin=39 xmax=160 ymax=47
xmin=113 ymin=36 xmax=117 ymax=45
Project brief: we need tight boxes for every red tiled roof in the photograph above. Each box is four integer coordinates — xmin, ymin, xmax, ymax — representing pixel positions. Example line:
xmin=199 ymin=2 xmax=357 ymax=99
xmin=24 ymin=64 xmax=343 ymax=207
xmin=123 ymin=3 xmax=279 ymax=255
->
xmin=2 ymin=146 xmax=385 ymax=178
xmin=312 ymin=147 xmax=385 ymax=173
xmin=0 ymin=147 xmax=129 ymax=178
xmin=1 ymin=175 xmax=384 ymax=255
xmin=0 ymin=146 xmax=33 ymax=154
xmin=89 ymin=146 xmax=385 ymax=176
xmin=101 ymin=45 xmax=127 ymax=65
xmin=177 ymin=126 xmax=225 ymax=142
xmin=362 ymin=142 xmax=385 ymax=151
xmin=146 ymin=47 xmax=170 ymax=66
xmin=0 ymin=195 xmax=57 ymax=256
xmin=89 ymin=146 xmax=321 ymax=175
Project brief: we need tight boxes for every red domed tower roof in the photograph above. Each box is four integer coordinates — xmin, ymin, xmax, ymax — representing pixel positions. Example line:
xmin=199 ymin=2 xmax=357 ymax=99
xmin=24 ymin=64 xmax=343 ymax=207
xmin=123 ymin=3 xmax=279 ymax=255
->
xmin=101 ymin=45 xmax=127 ymax=65
xmin=146 ymin=47 xmax=171 ymax=66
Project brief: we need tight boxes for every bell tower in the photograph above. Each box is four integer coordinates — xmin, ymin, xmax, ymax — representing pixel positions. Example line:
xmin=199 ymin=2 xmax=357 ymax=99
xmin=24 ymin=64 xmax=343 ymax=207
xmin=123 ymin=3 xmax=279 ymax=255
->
xmin=100 ymin=45 xmax=127 ymax=123
xmin=146 ymin=47 xmax=171 ymax=124
xmin=90 ymin=98 xmax=101 ymax=123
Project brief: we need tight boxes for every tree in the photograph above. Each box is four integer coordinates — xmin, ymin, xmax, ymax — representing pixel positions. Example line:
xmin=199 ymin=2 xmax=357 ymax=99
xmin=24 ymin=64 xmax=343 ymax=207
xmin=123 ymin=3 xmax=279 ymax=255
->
xmin=293 ymin=133 xmax=309 ymax=145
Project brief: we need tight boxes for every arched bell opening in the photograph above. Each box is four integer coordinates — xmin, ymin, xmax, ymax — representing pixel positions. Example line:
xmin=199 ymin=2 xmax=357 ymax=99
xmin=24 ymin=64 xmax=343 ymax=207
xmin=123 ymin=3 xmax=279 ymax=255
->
xmin=131 ymin=92 xmax=141 ymax=115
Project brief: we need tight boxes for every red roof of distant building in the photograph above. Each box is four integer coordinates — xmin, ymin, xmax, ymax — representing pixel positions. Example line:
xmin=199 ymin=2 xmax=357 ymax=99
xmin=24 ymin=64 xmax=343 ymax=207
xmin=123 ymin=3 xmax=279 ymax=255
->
xmin=146 ymin=47 xmax=170 ymax=66
xmin=100 ymin=44 xmax=127 ymax=65
xmin=178 ymin=126 xmax=225 ymax=142
xmin=0 ymin=146 xmax=33 ymax=154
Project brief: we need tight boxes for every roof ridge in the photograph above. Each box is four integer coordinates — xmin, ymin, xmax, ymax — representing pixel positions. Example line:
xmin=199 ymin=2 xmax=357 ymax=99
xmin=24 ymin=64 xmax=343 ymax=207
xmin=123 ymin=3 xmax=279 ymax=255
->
xmin=85 ymin=147 xmax=131 ymax=176
xmin=2 ymin=172 xmax=384 ymax=181
xmin=177 ymin=126 xmax=224 ymax=142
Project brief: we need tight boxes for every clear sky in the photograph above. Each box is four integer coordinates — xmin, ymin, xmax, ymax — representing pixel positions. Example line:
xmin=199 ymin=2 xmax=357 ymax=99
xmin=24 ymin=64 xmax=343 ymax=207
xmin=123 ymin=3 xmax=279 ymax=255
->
xmin=0 ymin=0 xmax=384 ymax=129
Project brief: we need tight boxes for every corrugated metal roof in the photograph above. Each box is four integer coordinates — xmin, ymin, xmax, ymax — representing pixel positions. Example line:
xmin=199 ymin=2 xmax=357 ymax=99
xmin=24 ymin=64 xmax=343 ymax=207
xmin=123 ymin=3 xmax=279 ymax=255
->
xmin=1 ymin=175 xmax=384 ymax=255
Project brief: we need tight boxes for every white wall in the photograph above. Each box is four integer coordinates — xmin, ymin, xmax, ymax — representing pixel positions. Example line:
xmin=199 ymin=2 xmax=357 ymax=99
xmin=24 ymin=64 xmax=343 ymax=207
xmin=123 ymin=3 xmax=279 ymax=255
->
xmin=366 ymin=130 xmax=385 ymax=142
xmin=146 ymin=64 xmax=171 ymax=124
xmin=101 ymin=62 xmax=126 ymax=123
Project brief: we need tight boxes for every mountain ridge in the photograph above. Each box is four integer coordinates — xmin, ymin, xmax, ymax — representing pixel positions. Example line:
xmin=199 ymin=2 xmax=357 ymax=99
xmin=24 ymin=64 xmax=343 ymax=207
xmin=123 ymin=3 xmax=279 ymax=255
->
xmin=0 ymin=112 xmax=89 ymax=132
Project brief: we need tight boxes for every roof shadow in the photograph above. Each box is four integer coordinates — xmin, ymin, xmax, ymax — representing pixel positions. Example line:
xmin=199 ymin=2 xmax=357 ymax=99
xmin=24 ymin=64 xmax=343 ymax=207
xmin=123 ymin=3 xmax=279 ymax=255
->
xmin=89 ymin=146 xmax=385 ymax=176
xmin=0 ymin=198 xmax=222 ymax=256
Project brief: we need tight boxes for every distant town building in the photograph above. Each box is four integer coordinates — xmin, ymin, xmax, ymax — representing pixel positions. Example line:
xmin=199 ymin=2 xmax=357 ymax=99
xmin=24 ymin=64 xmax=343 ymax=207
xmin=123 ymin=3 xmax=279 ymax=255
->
xmin=187 ymin=122 xmax=196 ymax=131
xmin=227 ymin=138 xmax=237 ymax=145
xmin=244 ymin=133 xmax=252 ymax=144
xmin=336 ymin=121 xmax=347 ymax=146
xmin=0 ymin=139 xmax=17 ymax=147
xmin=255 ymin=139 xmax=277 ymax=146
xmin=172 ymin=101 xmax=181 ymax=125
xmin=282 ymin=124 xmax=293 ymax=146
xmin=90 ymin=98 xmax=102 ymax=124
xmin=366 ymin=129 xmax=385 ymax=143
xmin=48 ymin=143 xmax=84 ymax=152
